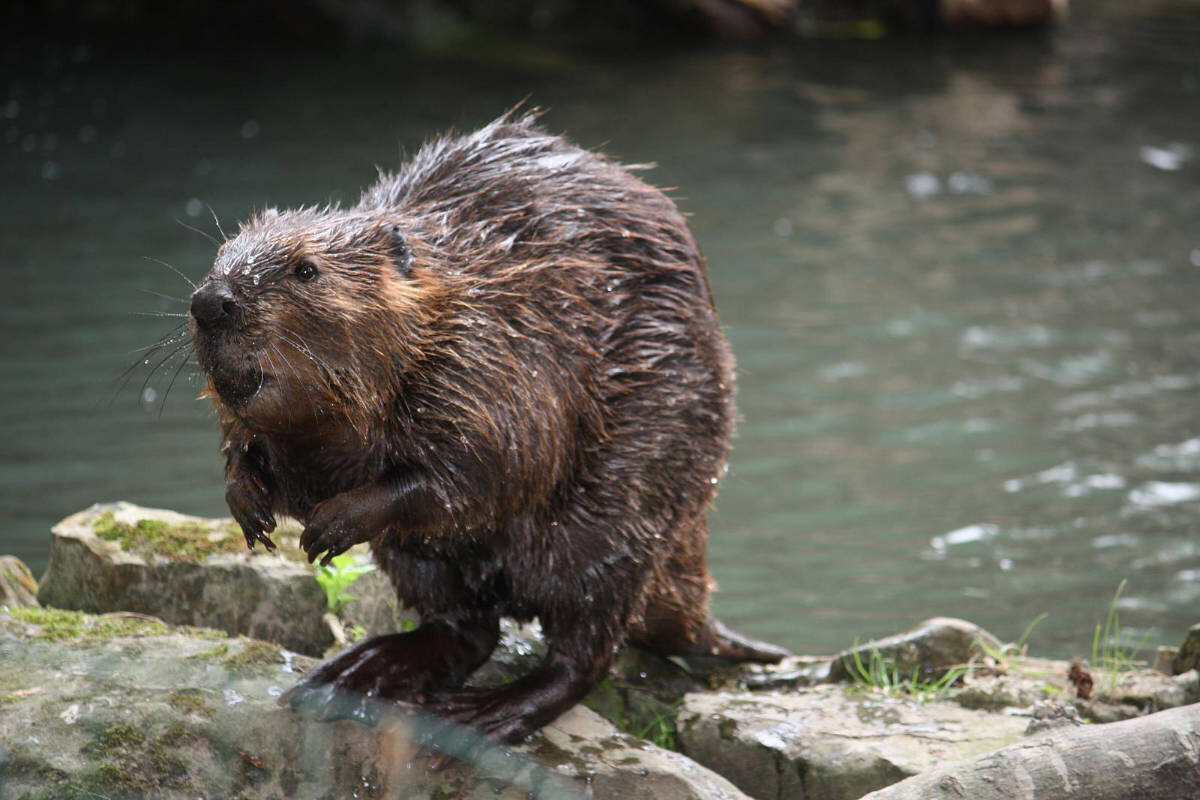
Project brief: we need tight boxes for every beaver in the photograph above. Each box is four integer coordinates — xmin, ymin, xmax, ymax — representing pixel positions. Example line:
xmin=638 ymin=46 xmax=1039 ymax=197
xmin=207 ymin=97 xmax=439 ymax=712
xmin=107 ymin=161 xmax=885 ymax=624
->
xmin=188 ymin=110 xmax=787 ymax=746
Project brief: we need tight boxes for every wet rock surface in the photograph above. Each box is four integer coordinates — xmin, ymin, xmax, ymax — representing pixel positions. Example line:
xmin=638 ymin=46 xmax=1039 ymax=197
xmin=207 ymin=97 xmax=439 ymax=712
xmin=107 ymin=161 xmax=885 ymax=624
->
xmin=0 ymin=608 xmax=749 ymax=800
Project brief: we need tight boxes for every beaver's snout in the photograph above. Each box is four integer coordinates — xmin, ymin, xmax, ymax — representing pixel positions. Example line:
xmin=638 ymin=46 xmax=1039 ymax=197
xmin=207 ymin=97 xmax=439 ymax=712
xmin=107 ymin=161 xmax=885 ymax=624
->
xmin=190 ymin=281 xmax=240 ymax=331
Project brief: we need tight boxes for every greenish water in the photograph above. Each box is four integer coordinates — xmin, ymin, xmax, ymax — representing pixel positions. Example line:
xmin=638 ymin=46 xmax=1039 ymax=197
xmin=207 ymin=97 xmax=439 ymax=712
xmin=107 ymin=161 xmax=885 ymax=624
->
xmin=2 ymin=7 xmax=1199 ymax=660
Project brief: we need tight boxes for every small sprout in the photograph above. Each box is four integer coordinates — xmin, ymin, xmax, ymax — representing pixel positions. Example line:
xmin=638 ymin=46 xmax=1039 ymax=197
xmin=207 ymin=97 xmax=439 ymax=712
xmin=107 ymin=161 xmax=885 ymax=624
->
xmin=314 ymin=553 xmax=374 ymax=613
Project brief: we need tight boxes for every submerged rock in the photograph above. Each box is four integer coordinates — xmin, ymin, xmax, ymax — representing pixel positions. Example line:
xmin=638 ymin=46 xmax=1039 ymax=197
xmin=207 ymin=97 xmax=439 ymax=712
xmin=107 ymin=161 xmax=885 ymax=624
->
xmin=0 ymin=608 xmax=748 ymax=800
xmin=37 ymin=503 xmax=332 ymax=656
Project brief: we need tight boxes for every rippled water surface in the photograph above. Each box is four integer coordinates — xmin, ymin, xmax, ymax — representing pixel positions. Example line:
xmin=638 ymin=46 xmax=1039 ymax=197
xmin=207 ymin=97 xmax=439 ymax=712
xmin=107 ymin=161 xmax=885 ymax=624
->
xmin=3 ymin=6 xmax=1198 ymax=658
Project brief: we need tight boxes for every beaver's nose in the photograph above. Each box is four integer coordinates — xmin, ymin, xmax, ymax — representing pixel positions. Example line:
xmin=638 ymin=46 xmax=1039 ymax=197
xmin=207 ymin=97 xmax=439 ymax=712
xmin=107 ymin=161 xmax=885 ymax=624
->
xmin=190 ymin=282 xmax=240 ymax=330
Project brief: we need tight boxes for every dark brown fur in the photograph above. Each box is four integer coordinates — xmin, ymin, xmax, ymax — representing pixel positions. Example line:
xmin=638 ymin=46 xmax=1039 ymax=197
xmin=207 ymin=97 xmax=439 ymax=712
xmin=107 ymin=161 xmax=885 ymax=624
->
xmin=188 ymin=110 xmax=786 ymax=745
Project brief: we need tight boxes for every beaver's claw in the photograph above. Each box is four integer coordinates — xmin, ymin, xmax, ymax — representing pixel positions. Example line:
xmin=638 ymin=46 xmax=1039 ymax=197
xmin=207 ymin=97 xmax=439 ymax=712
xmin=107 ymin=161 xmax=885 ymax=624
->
xmin=299 ymin=488 xmax=382 ymax=565
xmin=226 ymin=468 xmax=276 ymax=552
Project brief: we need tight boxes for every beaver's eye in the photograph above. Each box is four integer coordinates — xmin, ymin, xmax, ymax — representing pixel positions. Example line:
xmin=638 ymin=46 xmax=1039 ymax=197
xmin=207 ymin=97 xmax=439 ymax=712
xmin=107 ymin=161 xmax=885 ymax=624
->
xmin=294 ymin=260 xmax=319 ymax=283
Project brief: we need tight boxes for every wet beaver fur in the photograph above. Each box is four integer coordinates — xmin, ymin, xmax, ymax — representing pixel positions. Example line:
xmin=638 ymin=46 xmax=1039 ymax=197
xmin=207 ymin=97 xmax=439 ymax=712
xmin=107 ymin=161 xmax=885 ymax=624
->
xmin=188 ymin=110 xmax=787 ymax=746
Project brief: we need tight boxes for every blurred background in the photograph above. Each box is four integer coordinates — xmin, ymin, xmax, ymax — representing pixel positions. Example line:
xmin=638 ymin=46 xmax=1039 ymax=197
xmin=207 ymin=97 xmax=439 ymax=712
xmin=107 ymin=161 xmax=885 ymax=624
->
xmin=1 ymin=0 xmax=1198 ymax=660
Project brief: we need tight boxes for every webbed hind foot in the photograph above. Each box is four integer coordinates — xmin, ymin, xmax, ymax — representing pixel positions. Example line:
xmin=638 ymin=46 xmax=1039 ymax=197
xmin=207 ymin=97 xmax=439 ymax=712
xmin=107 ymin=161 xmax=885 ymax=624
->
xmin=280 ymin=619 xmax=498 ymax=724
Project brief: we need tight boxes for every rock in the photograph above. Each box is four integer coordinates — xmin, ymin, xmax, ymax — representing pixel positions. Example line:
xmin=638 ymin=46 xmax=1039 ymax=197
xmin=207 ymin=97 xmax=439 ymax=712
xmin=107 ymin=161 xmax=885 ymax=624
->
xmin=828 ymin=617 xmax=1002 ymax=684
xmin=1024 ymin=700 xmax=1082 ymax=734
xmin=0 ymin=556 xmax=38 ymax=607
xmin=0 ymin=608 xmax=747 ymax=800
xmin=1108 ymin=667 xmax=1200 ymax=712
xmin=1154 ymin=645 xmax=1180 ymax=674
xmin=858 ymin=702 xmax=1200 ymax=800
xmin=736 ymin=655 xmax=838 ymax=690
xmin=1173 ymin=624 xmax=1200 ymax=675
xmin=677 ymin=685 xmax=1029 ymax=800
xmin=37 ymin=502 xmax=332 ymax=656
xmin=953 ymin=672 xmax=1046 ymax=711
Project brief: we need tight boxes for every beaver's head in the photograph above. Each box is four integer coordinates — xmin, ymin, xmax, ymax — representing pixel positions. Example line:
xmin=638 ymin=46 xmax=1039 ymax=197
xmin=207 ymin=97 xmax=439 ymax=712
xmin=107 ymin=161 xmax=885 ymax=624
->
xmin=190 ymin=207 xmax=429 ymax=434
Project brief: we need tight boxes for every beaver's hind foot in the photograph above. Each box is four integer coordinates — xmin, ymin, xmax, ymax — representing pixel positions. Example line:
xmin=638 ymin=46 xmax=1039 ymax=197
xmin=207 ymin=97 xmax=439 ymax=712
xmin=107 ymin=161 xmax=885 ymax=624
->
xmin=279 ymin=619 xmax=498 ymax=724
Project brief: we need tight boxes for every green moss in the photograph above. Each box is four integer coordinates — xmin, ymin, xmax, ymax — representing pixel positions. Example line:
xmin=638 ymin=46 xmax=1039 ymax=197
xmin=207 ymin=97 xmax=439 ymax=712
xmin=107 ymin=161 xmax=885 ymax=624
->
xmin=76 ymin=719 xmax=196 ymax=796
xmin=83 ymin=762 xmax=146 ymax=794
xmin=189 ymin=643 xmax=231 ymax=661
xmin=92 ymin=509 xmax=250 ymax=562
xmin=8 ymin=606 xmax=228 ymax=643
xmin=224 ymin=640 xmax=285 ymax=672
xmin=81 ymin=723 xmax=145 ymax=759
xmin=10 ymin=606 xmax=167 ymax=641
xmin=167 ymin=689 xmax=214 ymax=718
xmin=159 ymin=721 xmax=193 ymax=746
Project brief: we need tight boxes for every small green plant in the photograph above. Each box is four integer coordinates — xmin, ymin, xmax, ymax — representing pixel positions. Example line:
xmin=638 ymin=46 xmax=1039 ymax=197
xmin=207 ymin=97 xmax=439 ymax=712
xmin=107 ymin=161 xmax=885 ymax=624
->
xmin=635 ymin=709 xmax=678 ymax=750
xmin=844 ymin=639 xmax=966 ymax=703
xmin=975 ymin=611 xmax=1049 ymax=671
xmin=1090 ymin=579 xmax=1151 ymax=695
xmin=1015 ymin=612 xmax=1048 ymax=654
xmin=314 ymin=554 xmax=374 ymax=613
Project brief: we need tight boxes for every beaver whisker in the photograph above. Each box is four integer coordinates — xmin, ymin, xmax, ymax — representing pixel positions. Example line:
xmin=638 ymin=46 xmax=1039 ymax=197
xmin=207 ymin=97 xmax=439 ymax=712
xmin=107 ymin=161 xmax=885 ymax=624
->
xmin=136 ymin=287 xmax=190 ymax=305
xmin=261 ymin=348 xmax=292 ymax=429
xmin=269 ymin=342 xmax=317 ymax=428
xmin=157 ymin=343 xmax=195 ymax=417
xmin=111 ymin=324 xmax=190 ymax=404
xmin=207 ymin=203 xmax=230 ymax=242
xmin=173 ymin=218 xmax=221 ymax=248
xmin=141 ymin=255 xmax=198 ymax=291
xmin=125 ymin=323 xmax=189 ymax=356
xmin=128 ymin=310 xmax=189 ymax=319
xmin=274 ymin=326 xmax=338 ymax=378
xmin=141 ymin=340 xmax=192 ymax=401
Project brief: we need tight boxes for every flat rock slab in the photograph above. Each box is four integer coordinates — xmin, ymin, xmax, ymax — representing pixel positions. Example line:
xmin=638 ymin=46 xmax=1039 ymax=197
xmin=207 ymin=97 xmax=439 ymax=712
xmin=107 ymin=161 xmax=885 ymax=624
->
xmin=678 ymin=685 xmax=1029 ymax=800
xmin=37 ymin=502 xmax=332 ymax=656
xmin=0 ymin=609 xmax=748 ymax=800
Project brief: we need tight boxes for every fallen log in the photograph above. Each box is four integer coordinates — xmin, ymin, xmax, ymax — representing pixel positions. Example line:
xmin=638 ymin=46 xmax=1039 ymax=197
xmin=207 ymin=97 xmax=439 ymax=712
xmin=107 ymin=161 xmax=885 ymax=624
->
xmin=861 ymin=701 xmax=1200 ymax=800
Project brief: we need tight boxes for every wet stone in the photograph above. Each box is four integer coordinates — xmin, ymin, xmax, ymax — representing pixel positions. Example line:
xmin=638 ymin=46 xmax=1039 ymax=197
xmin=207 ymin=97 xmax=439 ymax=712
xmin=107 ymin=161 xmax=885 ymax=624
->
xmin=36 ymin=502 xmax=332 ymax=656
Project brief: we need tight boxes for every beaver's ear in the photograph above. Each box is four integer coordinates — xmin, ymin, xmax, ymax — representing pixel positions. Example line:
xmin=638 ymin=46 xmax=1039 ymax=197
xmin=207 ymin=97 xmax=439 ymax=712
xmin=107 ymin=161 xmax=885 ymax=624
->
xmin=384 ymin=223 xmax=412 ymax=277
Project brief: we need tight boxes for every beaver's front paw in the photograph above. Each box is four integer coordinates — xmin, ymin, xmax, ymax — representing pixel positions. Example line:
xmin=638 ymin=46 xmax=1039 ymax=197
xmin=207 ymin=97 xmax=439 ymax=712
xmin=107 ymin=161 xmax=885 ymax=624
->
xmin=300 ymin=486 xmax=389 ymax=565
xmin=226 ymin=468 xmax=276 ymax=552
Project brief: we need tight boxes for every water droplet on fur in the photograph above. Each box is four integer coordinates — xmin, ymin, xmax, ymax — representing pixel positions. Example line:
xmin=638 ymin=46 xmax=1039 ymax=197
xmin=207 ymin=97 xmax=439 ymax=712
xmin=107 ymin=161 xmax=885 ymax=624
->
xmin=252 ymin=274 xmax=260 ymax=286
xmin=531 ymin=369 xmax=538 ymax=377
xmin=459 ymin=435 xmax=468 ymax=444
xmin=710 ymin=476 xmax=719 ymax=484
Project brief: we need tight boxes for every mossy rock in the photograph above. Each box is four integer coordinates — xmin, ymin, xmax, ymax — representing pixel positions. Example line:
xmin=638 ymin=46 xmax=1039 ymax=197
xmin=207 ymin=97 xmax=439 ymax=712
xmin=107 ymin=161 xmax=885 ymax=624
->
xmin=37 ymin=503 xmax=333 ymax=656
